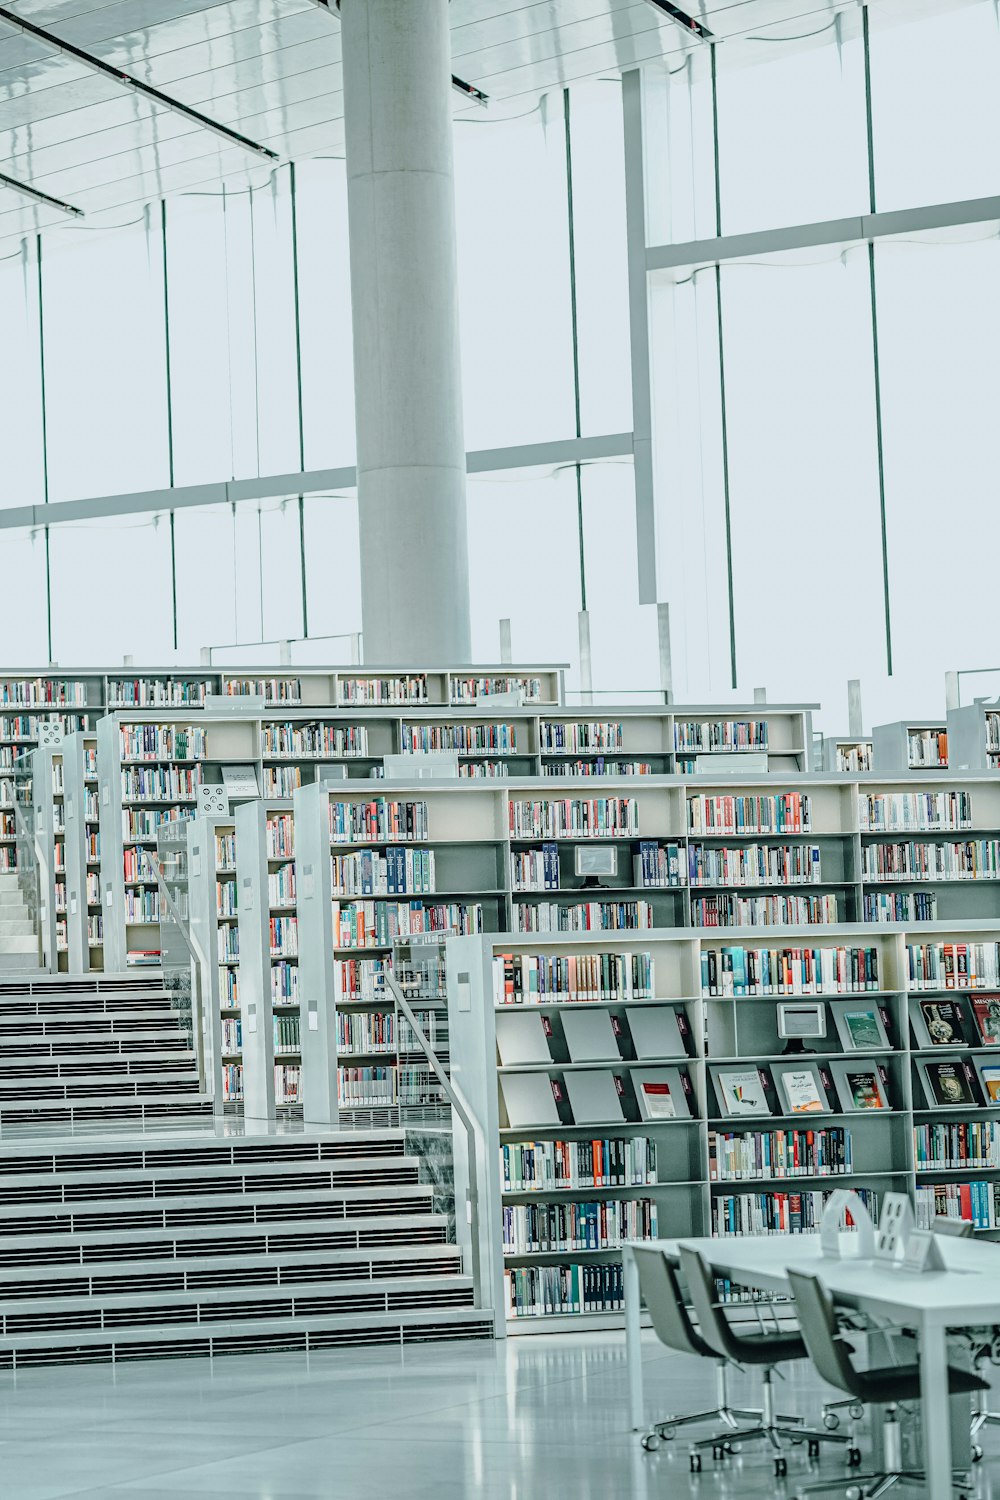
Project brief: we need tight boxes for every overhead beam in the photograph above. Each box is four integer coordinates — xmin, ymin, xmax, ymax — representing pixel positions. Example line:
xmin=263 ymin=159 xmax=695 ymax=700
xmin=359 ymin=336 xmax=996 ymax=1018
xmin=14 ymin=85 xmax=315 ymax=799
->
xmin=0 ymin=168 xmax=81 ymax=217
xmin=647 ymin=194 xmax=1000 ymax=272
xmin=0 ymin=4 xmax=278 ymax=163
xmin=0 ymin=432 xmax=635 ymax=534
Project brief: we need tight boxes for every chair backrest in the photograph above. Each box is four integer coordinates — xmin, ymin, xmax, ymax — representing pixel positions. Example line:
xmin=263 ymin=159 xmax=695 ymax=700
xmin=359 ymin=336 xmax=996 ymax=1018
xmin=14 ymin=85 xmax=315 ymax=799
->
xmin=632 ymin=1246 xmax=715 ymax=1361
xmin=933 ymin=1215 xmax=973 ymax=1239
xmin=677 ymin=1243 xmax=740 ymax=1361
xmin=785 ymin=1268 xmax=863 ymax=1399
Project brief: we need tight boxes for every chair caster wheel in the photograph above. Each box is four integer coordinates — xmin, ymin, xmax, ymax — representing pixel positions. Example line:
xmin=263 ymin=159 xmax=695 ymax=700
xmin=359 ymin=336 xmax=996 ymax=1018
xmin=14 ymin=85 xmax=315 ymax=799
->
xmin=775 ymin=1457 xmax=788 ymax=1478
xmin=847 ymin=1488 xmax=863 ymax=1500
xmin=690 ymin=1453 xmax=703 ymax=1474
xmin=849 ymin=1403 xmax=864 ymax=1421
xmin=790 ymin=1435 xmax=804 ymax=1446
xmin=808 ymin=1439 xmax=821 ymax=1459
xmin=972 ymin=1444 xmax=984 ymax=1463
xmin=847 ymin=1448 xmax=863 ymax=1469
xmin=823 ymin=1412 xmax=840 ymax=1430
xmin=724 ymin=1441 xmax=741 ymax=1455
xmin=641 ymin=1434 xmax=659 ymax=1452
xmin=656 ymin=1424 xmax=676 ymax=1441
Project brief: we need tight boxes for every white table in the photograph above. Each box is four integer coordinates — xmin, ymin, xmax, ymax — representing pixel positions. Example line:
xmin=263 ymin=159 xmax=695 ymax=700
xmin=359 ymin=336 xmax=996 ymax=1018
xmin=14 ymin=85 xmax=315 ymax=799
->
xmin=623 ymin=1234 xmax=1000 ymax=1500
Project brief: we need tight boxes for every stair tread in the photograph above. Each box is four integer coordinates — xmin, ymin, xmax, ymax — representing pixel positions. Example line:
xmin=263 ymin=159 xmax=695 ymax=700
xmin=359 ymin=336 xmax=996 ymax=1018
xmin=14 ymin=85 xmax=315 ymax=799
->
xmin=0 ymin=1271 xmax=474 ymax=1318
xmin=0 ymin=1126 xmax=405 ymax=1157
xmin=0 ymin=1303 xmax=490 ymax=1351
xmin=0 ymin=1182 xmax=431 ymax=1218
xmin=0 ymin=1209 xmax=445 ymax=1251
xmin=0 ymin=1241 xmax=462 ymax=1284
xmin=0 ymin=1153 xmax=422 ymax=1189
xmin=0 ymin=1093 xmax=212 ymax=1109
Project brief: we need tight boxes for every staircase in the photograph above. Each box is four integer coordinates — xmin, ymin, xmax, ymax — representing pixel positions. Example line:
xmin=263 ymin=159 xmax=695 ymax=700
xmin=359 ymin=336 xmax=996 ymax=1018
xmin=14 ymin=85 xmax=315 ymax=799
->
xmin=0 ymin=873 xmax=40 ymax=972
xmin=0 ymin=975 xmax=493 ymax=1366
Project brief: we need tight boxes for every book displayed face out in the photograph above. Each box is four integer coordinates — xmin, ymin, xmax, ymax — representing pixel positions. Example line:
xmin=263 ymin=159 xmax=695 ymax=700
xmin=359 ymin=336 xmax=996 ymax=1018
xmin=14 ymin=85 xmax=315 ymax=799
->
xmin=772 ymin=1062 xmax=827 ymax=1115
xmin=634 ymin=1067 xmax=691 ymax=1121
xmin=913 ymin=999 xmax=966 ymax=1049
xmin=714 ymin=1066 xmax=770 ymax=1117
xmin=972 ymin=995 xmax=1000 ymax=1047
xmin=828 ymin=1058 xmax=890 ymax=1112
xmin=920 ymin=1059 xmax=977 ymax=1109
xmin=829 ymin=999 xmax=889 ymax=1053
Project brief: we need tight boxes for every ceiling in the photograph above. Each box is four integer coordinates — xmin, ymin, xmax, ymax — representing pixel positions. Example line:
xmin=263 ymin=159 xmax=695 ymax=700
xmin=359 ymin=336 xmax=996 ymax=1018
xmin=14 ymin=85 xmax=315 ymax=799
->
xmin=0 ymin=0 xmax=978 ymax=251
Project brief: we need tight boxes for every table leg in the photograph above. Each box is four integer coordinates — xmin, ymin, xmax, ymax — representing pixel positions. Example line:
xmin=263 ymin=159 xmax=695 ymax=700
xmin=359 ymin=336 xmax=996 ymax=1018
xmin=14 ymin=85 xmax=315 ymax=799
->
xmin=623 ymin=1245 xmax=644 ymax=1430
xmin=920 ymin=1322 xmax=952 ymax=1500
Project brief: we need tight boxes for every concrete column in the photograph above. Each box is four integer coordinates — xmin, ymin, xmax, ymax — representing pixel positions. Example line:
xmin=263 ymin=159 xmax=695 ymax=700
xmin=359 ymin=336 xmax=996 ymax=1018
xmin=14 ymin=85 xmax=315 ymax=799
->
xmin=341 ymin=0 xmax=472 ymax=665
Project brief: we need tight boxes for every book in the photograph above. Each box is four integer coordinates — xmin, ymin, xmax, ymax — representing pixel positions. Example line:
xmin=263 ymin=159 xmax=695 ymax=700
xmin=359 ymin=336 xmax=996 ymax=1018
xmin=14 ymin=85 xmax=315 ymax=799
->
xmin=500 ymin=1072 xmax=561 ymax=1129
xmin=830 ymin=1002 xmax=887 ymax=1052
xmin=563 ymin=1069 xmax=625 ymax=1126
xmin=920 ymin=1059 xmax=978 ymax=1109
xmin=773 ymin=1064 xmax=826 ymax=1115
xmin=633 ymin=1067 xmax=691 ymax=1121
xmin=560 ymin=1009 xmax=620 ymax=1063
xmin=714 ymin=1067 xmax=770 ymax=1118
xmin=624 ymin=1005 xmax=687 ymax=1060
xmin=495 ymin=1013 xmax=552 ymax=1067
xmin=978 ymin=1064 xmax=1000 ymax=1104
xmin=829 ymin=1058 xmax=889 ymax=1112
xmin=915 ymin=999 xmax=966 ymax=1049
xmin=972 ymin=996 xmax=1000 ymax=1047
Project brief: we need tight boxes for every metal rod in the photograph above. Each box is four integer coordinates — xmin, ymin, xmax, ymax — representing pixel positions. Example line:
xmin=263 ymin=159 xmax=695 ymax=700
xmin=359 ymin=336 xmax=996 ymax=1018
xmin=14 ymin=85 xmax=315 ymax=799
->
xmin=563 ymin=89 xmax=588 ymax=615
xmin=710 ymin=45 xmax=737 ymax=690
xmin=863 ymin=4 xmax=893 ymax=677
xmin=0 ymin=170 xmax=82 ymax=217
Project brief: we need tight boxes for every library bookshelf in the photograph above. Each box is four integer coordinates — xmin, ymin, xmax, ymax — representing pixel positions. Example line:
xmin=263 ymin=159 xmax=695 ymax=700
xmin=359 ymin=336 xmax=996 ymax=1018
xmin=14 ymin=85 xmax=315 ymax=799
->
xmin=947 ymin=700 xmax=1000 ymax=773
xmin=446 ymin=920 xmax=1000 ymax=1333
xmin=873 ymin=720 xmax=949 ymax=773
xmin=821 ymin=737 xmax=873 ymax=774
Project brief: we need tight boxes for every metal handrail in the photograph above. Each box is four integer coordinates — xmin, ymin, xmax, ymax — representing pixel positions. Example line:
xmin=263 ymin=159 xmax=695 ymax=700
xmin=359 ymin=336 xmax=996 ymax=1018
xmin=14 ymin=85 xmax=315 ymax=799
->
xmin=149 ymin=852 xmax=212 ymax=1097
xmin=385 ymin=968 xmax=484 ymax=1307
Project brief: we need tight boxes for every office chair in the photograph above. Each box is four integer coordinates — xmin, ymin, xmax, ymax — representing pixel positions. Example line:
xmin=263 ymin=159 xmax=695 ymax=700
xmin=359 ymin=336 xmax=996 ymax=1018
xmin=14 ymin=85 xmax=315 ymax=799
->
xmin=786 ymin=1267 xmax=985 ymax=1499
xmin=930 ymin=1215 xmax=1000 ymax=1458
xmin=632 ymin=1245 xmax=762 ymax=1452
xmin=679 ymin=1243 xmax=848 ymax=1477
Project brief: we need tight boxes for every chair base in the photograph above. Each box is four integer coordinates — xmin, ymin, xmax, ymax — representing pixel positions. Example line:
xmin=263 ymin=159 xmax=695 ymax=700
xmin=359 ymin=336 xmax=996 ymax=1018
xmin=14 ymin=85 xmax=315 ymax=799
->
xmin=971 ymin=1405 xmax=1000 ymax=1437
xmin=795 ymin=1470 xmax=973 ymax=1500
xmin=642 ymin=1359 xmax=772 ymax=1450
xmin=691 ymin=1368 xmax=848 ymax=1468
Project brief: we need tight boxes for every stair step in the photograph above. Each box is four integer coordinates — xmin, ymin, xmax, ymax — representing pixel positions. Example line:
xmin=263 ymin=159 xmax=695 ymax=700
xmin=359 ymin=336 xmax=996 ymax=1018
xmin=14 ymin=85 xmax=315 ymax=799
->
xmin=0 ymin=995 xmax=175 ymax=1015
xmin=0 ymin=1074 xmax=203 ymax=1102
xmin=0 ymin=1013 xmax=190 ymax=1035
xmin=0 ymin=1242 xmax=464 ymax=1297
xmin=0 ymin=1097 xmax=214 ymax=1127
xmin=0 ymin=1304 xmax=494 ymax=1367
xmin=0 ymin=1033 xmax=192 ymax=1055
xmin=0 ymin=1052 xmax=198 ymax=1079
xmin=0 ymin=938 xmax=41 ymax=953
xmin=0 ymin=1130 xmax=407 ymax=1174
xmin=0 ymin=1153 xmax=425 ymax=1203
xmin=0 ymin=1182 xmax=435 ymax=1234
xmin=0 ymin=1211 xmax=450 ymax=1267
xmin=0 ymin=954 xmax=42 ymax=970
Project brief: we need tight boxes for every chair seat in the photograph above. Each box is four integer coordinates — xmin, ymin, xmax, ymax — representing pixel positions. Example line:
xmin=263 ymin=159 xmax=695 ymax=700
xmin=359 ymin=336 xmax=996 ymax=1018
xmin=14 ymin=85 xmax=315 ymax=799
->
xmin=732 ymin=1331 xmax=808 ymax=1365
xmin=856 ymin=1363 xmax=989 ymax=1404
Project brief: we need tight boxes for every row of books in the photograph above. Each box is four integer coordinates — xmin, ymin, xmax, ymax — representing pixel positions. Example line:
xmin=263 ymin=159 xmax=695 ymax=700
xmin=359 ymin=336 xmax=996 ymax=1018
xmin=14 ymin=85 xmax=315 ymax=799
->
xmin=222 ymin=968 xmax=238 ymax=1008
xmin=915 ymin=1182 xmax=997 ymax=1230
xmin=674 ymin=719 xmax=769 ymax=752
xmin=331 ymin=900 xmax=482 ymax=949
xmin=859 ymin=791 xmax=971 ymax=832
xmin=908 ymin=729 xmax=948 ymax=767
xmin=218 ymin=926 xmax=239 ymax=962
xmin=914 ymin=1119 xmax=1000 ymax=1170
xmin=693 ymin=893 xmax=839 ymax=928
xmin=275 ymin=1063 xmax=302 ymax=1104
xmin=0 ymin=712 xmax=82 ymax=739
xmin=216 ymin=881 xmax=238 ymax=917
xmin=271 ymin=961 xmax=297 ymax=1004
xmin=123 ymin=890 xmax=159 ymax=922
xmin=226 ymin=678 xmax=301 ymax=702
xmin=913 ymin=993 xmax=1000 ymax=1047
xmin=493 ymin=951 xmax=655 ymax=1006
xmin=267 ymin=864 xmax=295 ymax=906
xmin=512 ymin=900 xmax=654 ymax=934
xmin=330 ymin=847 xmax=435 ymax=897
xmin=0 ymin=679 xmax=87 ymax=706
xmin=86 ymin=833 xmax=100 ymax=861
xmin=87 ymin=914 xmax=102 ymax=943
xmin=506 ymin=1263 xmax=627 ymax=1318
xmin=402 ymin=721 xmax=518 ymax=753
xmin=708 ymin=1126 xmax=854 ymax=1181
xmin=274 ymin=1013 xmax=300 ymax=1054
xmin=714 ymin=1187 xmax=879 ymax=1237
xmin=452 ymin=676 xmax=543 ymax=704
xmin=261 ymin=723 xmax=369 ymax=758
xmin=508 ymin=799 xmax=639 ymax=841
xmin=337 ymin=1010 xmax=396 ymax=1054
xmin=864 ymin=892 xmax=938 ymax=922
xmin=335 ymin=957 xmax=387 ymax=1002
xmin=329 ymin=798 xmax=428 ymax=843
xmin=636 ymin=841 xmax=686 ymax=888
xmin=269 ymin=916 xmax=297 ymax=957
xmin=688 ymin=842 xmax=820 ymax=888
xmin=264 ymin=766 xmax=302 ymax=796
xmin=120 ymin=767 xmax=200 ymax=801
xmin=511 ymin=845 xmax=560 ymax=891
xmin=86 ymin=873 xmax=100 ymax=905
xmin=906 ymin=941 xmax=1000 ymax=989
xmin=337 ymin=1065 xmax=395 ymax=1106
xmin=701 ymin=945 xmax=879 ymax=996
xmin=863 ymin=840 xmax=1000 ymax=882
xmin=108 ymin=679 xmax=208 ymax=706
xmin=687 ymin=792 xmax=811 ymax=837
xmin=123 ymin=807 xmax=185 ymax=841
xmin=338 ymin=675 xmax=426 ymax=704
xmin=461 ymin=762 xmax=506 ymax=779
xmin=123 ymin=848 xmax=155 ymax=883
xmin=500 ymin=1137 xmax=657 ymax=1192
xmin=542 ymin=759 xmax=653 ymax=776
xmin=502 ymin=1198 xmax=657 ymax=1254
xmin=539 ymin=721 xmax=624 ymax=753
xmin=118 ymin=725 xmax=206 ymax=761
xmin=835 ymin=743 xmax=873 ymax=773
xmin=266 ymin=815 xmax=294 ymax=858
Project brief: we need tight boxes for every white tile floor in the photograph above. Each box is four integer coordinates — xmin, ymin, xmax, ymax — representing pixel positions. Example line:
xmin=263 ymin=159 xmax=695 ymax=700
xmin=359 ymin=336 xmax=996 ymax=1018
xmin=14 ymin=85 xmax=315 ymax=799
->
xmin=1 ymin=1331 xmax=998 ymax=1499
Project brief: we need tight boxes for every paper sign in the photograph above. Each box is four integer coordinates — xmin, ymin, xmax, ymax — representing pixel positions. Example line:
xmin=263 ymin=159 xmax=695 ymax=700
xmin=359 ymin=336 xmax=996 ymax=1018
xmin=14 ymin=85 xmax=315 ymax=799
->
xmin=901 ymin=1229 xmax=946 ymax=1274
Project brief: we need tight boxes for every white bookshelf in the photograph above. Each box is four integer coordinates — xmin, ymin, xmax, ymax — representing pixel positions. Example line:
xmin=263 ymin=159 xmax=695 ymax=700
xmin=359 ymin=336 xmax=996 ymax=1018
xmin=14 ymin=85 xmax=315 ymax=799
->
xmin=873 ymin=720 xmax=949 ymax=773
xmin=947 ymin=700 xmax=1000 ymax=773
xmin=446 ymin=919 xmax=1000 ymax=1333
xmin=822 ymin=736 xmax=873 ymax=774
